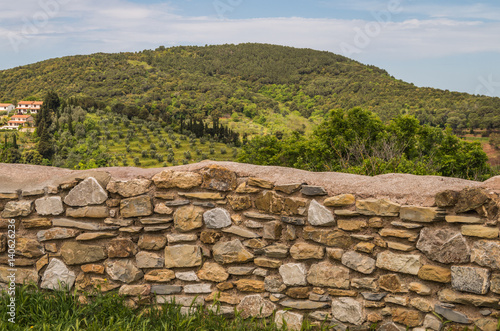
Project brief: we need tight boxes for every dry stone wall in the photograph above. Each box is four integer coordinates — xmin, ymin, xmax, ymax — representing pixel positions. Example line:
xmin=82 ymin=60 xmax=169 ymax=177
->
xmin=1 ymin=163 xmax=500 ymax=331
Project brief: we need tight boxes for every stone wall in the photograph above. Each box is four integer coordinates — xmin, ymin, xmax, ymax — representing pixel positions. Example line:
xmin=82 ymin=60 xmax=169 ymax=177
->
xmin=1 ymin=162 xmax=499 ymax=331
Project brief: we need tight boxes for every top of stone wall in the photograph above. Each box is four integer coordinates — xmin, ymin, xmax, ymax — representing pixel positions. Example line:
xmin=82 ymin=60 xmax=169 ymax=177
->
xmin=1 ymin=161 xmax=499 ymax=206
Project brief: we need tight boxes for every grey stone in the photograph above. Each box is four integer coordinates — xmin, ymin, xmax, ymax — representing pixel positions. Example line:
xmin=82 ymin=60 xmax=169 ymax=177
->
xmin=361 ymin=292 xmax=387 ymax=301
xmin=105 ymin=259 xmax=143 ymax=283
xmin=136 ymin=251 xmax=164 ymax=268
xmin=376 ymin=251 xmax=422 ymax=275
xmin=2 ymin=200 xmax=32 ymax=217
xmin=351 ymin=278 xmax=378 ymax=291
xmin=281 ymin=300 xmax=330 ymax=309
xmin=331 ymin=297 xmax=365 ymax=325
xmin=434 ymin=305 xmax=470 ymax=324
xmin=151 ymin=285 xmax=183 ymax=295
xmin=175 ymin=271 xmax=199 ymax=282
xmin=40 ymin=258 xmax=76 ymax=290
xmin=64 ymin=177 xmax=108 ymax=206
xmin=157 ymin=295 xmax=204 ymax=306
xmin=264 ymin=275 xmax=286 ymax=292
xmin=184 ymin=284 xmax=212 ymax=294
xmin=35 ymin=196 xmax=64 ymax=215
xmin=341 ymin=251 xmax=376 ymax=274
xmin=203 ymin=208 xmax=232 ymax=229
xmin=423 ymin=313 xmax=443 ymax=331
xmin=451 ymin=266 xmax=490 ymax=294
xmin=416 ymin=227 xmax=470 ymax=264
xmin=279 ymin=263 xmax=307 ymax=286
xmin=308 ymin=311 xmax=332 ymax=321
xmin=301 ymin=185 xmax=327 ymax=196
xmin=471 ymin=240 xmax=500 ymax=269
xmin=308 ymin=200 xmax=335 ymax=226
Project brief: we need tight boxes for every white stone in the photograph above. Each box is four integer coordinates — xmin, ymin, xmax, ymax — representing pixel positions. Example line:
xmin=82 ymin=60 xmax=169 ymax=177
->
xmin=175 ymin=271 xmax=199 ymax=282
xmin=331 ymin=297 xmax=365 ymax=325
xmin=35 ymin=196 xmax=64 ymax=216
xmin=279 ymin=263 xmax=307 ymax=286
xmin=41 ymin=258 xmax=75 ymax=290
xmin=64 ymin=177 xmax=108 ymax=206
xmin=183 ymin=283 xmax=212 ymax=294
xmin=308 ymin=200 xmax=335 ymax=226
xmin=203 ymin=208 xmax=232 ymax=229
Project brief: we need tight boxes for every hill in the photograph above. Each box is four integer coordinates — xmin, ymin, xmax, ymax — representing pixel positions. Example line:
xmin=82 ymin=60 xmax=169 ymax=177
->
xmin=1 ymin=43 xmax=499 ymax=134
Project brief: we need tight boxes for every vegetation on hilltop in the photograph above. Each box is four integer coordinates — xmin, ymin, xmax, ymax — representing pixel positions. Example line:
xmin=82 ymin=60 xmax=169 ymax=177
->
xmin=0 ymin=43 xmax=499 ymax=135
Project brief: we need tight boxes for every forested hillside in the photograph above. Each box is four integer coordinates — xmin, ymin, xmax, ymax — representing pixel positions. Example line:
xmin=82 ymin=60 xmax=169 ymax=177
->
xmin=1 ymin=43 xmax=499 ymax=132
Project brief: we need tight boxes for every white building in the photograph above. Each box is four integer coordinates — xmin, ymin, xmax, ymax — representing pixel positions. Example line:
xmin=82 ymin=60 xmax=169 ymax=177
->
xmin=0 ymin=103 xmax=15 ymax=112
xmin=16 ymin=101 xmax=43 ymax=114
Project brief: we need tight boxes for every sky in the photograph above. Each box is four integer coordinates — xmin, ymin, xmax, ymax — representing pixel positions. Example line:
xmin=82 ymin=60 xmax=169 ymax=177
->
xmin=1 ymin=0 xmax=500 ymax=97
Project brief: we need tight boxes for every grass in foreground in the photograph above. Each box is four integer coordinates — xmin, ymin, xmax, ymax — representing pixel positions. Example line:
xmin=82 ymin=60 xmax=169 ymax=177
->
xmin=0 ymin=284 xmax=330 ymax=331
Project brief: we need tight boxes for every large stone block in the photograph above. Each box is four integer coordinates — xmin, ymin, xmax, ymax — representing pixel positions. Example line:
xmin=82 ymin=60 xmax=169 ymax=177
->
xmin=356 ymin=199 xmax=400 ymax=216
xmin=279 ymin=263 xmax=307 ymax=286
xmin=376 ymin=251 xmax=421 ymax=275
xmin=41 ymin=258 xmax=75 ymax=290
xmin=200 ymin=165 xmax=237 ymax=191
xmin=308 ymin=200 xmax=335 ymax=226
xmin=203 ymin=208 xmax=232 ymax=229
xmin=341 ymin=251 xmax=376 ymax=274
xmin=400 ymin=206 xmax=443 ymax=223
xmin=61 ymin=241 xmax=107 ymax=265
xmin=213 ymin=239 xmax=254 ymax=264
xmin=2 ymin=200 xmax=32 ymax=217
xmin=64 ymin=177 xmax=108 ymax=206
xmin=152 ymin=170 xmax=202 ymax=189
xmin=16 ymin=238 xmax=44 ymax=258
xmin=236 ymin=295 xmax=275 ymax=318
xmin=174 ymin=205 xmax=204 ymax=232
xmin=105 ymin=259 xmax=143 ymax=283
xmin=120 ymin=195 xmax=152 ymax=218
xmin=106 ymin=178 xmax=152 ymax=197
xmin=303 ymin=226 xmax=352 ymax=248
xmin=471 ymin=240 xmax=500 ymax=270
xmin=331 ymin=297 xmax=365 ymax=325
xmin=35 ymin=196 xmax=64 ymax=216
xmin=306 ymin=262 xmax=350 ymax=289
xmin=451 ymin=266 xmax=490 ymax=294
xmin=416 ymin=227 xmax=470 ymax=264
xmin=164 ymin=245 xmax=202 ymax=268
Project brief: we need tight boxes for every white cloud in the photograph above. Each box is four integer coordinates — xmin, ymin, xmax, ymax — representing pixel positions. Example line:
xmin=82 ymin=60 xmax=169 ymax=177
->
xmin=0 ymin=0 xmax=499 ymax=69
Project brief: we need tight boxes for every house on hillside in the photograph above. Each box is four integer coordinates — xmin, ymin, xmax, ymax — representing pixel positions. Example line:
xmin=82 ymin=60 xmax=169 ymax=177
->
xmin=5 ymin=114 xmax=34 ymax=129
xmin=0 ymin=103 xmax=15 ymax=112
xmin=16 ymin=101 xmax=43 ymax=114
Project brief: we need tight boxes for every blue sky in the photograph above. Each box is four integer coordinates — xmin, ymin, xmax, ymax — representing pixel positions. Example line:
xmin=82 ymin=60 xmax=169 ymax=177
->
xmin=1 ymin=0 xmax=499 ymax=97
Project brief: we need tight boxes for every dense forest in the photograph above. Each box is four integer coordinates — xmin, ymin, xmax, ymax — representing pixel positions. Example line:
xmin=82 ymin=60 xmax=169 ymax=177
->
xmin=1 ymin=43 xmax=499 ymax=133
